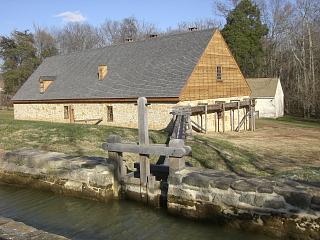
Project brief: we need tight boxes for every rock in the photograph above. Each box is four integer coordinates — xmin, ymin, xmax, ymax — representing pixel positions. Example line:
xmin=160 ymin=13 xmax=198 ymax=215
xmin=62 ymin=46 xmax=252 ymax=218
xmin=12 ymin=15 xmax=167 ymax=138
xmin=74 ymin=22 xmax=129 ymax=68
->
xmin=311 ymin=196 xmax=320 ymax=205
xmin=210 ymin=177 xmax=235 ymax=190
xmin=168 ymin=174 xmax=182 ymax=185
xmin=239 ymin=192 xmax=256 ymax=206
xmin=257 ymin=185 xmax=273 ymax=194
xmin=0 ymin=217 xmax=69 ymax=240
xmin=64 ymin=180 xmax=83 ymax=192
xmin=310 ymin=204 xmax=320 ymax=211
xmin=281 ymin=191 xmax=311 ymax=209
xmin=182 ymin=172 xmax=210 ymax=188
xmin=231 ymin=180 xmax=256 ymax=192
xmin=263 ymin=198 xmax=285 ymax=209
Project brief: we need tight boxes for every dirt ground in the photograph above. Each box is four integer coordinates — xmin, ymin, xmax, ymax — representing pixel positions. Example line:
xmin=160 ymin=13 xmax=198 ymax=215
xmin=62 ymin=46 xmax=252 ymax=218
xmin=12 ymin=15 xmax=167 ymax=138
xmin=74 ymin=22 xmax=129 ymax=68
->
xmin=203 ymin=118 xmax=320 ymax=182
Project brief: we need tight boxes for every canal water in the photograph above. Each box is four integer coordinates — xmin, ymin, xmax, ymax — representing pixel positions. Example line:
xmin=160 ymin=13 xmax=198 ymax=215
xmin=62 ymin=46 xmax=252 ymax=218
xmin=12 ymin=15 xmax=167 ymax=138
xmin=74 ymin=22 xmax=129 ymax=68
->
xmin=0 ymin=184 xmax=272 ymax=240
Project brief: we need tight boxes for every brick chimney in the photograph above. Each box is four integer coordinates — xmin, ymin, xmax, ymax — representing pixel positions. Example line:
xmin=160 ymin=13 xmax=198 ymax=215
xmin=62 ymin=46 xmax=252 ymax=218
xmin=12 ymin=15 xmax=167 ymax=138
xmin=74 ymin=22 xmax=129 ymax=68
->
xmin=188 ymin=27 xmax=198 ymax=32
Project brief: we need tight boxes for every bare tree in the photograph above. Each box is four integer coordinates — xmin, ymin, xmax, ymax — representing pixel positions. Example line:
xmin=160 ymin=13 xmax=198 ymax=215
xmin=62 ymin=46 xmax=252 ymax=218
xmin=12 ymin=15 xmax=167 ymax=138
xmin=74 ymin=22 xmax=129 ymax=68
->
xmin=54 ymin=23 xmax=101 ymax=54
xmin=33 ymin=24 xmax=58 ymax=60
xmin=99 ymin=17 xmax=158 ymax=45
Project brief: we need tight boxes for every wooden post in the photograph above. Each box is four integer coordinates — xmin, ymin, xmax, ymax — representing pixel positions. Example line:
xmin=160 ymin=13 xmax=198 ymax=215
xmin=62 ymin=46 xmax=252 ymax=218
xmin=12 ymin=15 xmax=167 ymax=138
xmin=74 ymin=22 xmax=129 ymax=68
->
xmin=252 ymin=99 xmax=256 ymax=131
xmin=230 ymin=109 xmax=234 ymax=131
xmin=168 ymin=139 xmax=185 ymax=173
xmin=243 ymin=108 xmax=246 ymax=131
xmin=214 ymin=112 xmax=217 ymax=132
xmin=249 ymin=99 xmax=254 ymax=131
xmin=200 ymin=114 xmax=203 ymax=133
xmin=237 ymin=101 xmax=240 ymax=132
xmin=107 ymin=134 xmax=125 ymax=198
xmin=217 ymin=112 xmax=220 ymax=132
xmin=222 ymin=103 xmax=225 ymax=133
xmin=204 ymin=105 xmax=208 ymax=134
xmin=137 ymin=97 xmax=150 ymax=184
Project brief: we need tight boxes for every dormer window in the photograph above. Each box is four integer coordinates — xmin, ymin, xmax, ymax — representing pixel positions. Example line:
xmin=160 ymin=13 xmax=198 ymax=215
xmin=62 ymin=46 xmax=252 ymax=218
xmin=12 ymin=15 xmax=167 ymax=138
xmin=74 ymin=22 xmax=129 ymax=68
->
xmin=39 ymin=76 xmax=55 ymax=93
xmin=98 ymin=65 xmax=107 ymax=80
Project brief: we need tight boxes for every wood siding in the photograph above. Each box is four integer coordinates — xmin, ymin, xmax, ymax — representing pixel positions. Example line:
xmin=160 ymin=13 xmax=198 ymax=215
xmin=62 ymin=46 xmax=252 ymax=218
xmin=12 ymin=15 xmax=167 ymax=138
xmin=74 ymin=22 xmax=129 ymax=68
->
xmin=180 ymin=30 xmax=251 ymax=101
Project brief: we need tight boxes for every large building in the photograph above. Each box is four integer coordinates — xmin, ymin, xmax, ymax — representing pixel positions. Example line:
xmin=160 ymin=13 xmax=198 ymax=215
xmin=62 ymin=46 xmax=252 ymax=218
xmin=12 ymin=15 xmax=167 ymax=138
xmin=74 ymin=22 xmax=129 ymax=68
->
xmin=246 ymin=78 xmax=284 ymax=118
xmin=12 ymin=29 xmax=251 ymax=130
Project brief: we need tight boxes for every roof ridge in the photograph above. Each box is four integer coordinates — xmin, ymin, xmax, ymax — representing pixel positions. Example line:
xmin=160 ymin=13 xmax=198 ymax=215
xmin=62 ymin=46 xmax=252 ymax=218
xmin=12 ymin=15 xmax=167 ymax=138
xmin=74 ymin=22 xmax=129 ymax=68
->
xmin=45 ymin=28 xmax=216 ymax=60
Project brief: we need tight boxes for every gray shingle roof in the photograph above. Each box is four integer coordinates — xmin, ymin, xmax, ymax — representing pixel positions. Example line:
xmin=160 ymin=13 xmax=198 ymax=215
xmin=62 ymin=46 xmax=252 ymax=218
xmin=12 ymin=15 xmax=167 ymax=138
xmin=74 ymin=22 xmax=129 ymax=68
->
xmin=246 ymin=78 xmax=279 ymax=98
xmin=13 ymin=29 xmax=215 ymax=101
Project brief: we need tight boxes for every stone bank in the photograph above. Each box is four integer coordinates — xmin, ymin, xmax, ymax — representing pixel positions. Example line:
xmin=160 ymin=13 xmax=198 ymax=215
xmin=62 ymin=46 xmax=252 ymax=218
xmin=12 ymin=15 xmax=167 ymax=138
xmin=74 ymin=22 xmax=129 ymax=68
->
xmin=0 ymin=216 xmax=69 ymax=240
xmin=0 ymin=149 xmax=319 ymax=239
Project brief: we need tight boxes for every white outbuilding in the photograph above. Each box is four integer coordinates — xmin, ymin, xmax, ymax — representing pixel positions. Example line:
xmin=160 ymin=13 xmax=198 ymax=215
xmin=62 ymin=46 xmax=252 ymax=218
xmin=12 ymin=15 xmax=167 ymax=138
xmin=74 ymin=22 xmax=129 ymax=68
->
xmin=246 ymin=78 xmax=284 ymax=118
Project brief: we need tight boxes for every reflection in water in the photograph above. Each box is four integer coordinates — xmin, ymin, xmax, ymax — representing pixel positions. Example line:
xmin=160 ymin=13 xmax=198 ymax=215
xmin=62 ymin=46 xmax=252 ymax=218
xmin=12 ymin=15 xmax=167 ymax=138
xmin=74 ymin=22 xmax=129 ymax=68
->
xmin=0 ymin=184 xmax=271 ymax=240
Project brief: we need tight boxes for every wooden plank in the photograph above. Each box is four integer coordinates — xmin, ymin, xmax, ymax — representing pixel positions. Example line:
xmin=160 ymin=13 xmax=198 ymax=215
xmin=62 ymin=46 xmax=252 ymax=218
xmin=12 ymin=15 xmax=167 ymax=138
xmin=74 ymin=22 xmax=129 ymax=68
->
xmin=102 ymin=143 xmax=191 ymax=157
xmin=191 ymin=99 xmax=250 ymax=115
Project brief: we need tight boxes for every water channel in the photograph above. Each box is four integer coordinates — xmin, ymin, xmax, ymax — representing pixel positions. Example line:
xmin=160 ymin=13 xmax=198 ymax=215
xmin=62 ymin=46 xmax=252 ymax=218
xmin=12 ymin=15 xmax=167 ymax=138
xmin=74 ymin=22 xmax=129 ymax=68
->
xmin=0 ymin=184 xmax=272 ymax=240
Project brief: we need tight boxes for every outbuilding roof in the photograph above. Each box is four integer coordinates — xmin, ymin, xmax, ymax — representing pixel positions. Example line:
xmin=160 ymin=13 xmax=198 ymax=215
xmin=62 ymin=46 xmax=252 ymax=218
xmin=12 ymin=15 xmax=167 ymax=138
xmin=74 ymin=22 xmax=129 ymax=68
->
xmin=246 ymin=78 xmax=279 ymax=98
xmin=13 ymin=29 xmax=215 ymax=102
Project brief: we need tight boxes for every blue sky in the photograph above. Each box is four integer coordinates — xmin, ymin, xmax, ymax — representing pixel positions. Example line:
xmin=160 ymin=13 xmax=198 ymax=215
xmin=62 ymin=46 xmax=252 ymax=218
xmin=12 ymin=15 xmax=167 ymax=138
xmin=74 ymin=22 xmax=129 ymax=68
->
xmin=1 ymin=0 xmax=222 ymax=36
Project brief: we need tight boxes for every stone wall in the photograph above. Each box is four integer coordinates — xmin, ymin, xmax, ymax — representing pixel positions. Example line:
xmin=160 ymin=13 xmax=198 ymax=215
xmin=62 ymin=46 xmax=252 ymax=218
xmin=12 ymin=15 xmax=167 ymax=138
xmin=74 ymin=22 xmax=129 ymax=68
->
xmin=0 ymin=216 xmax=69 ymax=240
xmin=0 ymin=149 xmax=115 ymax=202
xmin=14 ymin=96 xmax=249 ymax=131
xmin=14 ymin=102 xmax=175 ymax=130
xmin=0 ymin=149 xmax=319 ymax=239
xmin=167 ymin=167 xmax=320 ymax=239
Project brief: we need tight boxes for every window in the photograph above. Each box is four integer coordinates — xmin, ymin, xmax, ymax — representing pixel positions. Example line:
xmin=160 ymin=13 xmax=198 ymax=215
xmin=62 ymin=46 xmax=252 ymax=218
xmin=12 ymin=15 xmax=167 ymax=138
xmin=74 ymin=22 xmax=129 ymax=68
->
xmin=107 ymin=106 xmax=113 ymax=122
xmin=216 ymin=66 xmax=222 ymax=81
xmin=64 ymin=106 xmax=69 ymax=119
xmin=98 ymin=65 xmax=108 ymax=80
xmin=39 ymin=79 xmax=54 ymax=93
xmin=39 ymin=81 xmax=45 ymax=93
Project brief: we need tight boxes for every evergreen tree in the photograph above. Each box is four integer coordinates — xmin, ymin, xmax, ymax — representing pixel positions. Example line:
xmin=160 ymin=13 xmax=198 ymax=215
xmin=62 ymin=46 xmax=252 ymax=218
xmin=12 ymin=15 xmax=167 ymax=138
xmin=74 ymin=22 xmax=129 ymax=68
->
xmin=222 ymin=0 xmax=268 ymax=77
xmin=0 ymin=31 xmax=40 ymax=94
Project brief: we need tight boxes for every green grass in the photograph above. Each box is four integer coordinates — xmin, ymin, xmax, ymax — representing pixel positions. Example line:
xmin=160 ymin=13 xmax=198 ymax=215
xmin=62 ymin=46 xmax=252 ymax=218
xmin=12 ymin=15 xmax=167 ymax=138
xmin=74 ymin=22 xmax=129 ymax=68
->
xmin=0 ymin=110 xmax=167 ymax=158
xmin=186 ymin=135 xmax=270 ymax=177
xmin=263 ymin=115 xmax=320 ymax=129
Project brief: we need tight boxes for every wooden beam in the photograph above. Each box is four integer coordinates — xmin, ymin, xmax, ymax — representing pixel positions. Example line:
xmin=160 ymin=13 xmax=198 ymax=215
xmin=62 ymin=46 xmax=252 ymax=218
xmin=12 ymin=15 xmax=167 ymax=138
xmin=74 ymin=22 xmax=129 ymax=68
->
xmin=191 ymin=99 xmax=251 ymax=115
xmin=102 ymin=143 xmax=191 ymax=157
xmin=13 ymin=97 xmax=180 ymax=104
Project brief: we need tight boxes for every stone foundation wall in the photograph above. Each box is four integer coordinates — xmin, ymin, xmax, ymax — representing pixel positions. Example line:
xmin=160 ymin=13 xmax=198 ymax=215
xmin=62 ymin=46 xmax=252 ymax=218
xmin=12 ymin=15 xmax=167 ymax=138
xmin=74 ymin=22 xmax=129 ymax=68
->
xmin=167 ymin=167 xmax=320 ymax=239
xmin=0 ymin=149 xmax=115 ymax=202
xmin=2 ymin=149 xmax=317 ymax=238
xmin=14 ymin=96 xmax=249 ymax=131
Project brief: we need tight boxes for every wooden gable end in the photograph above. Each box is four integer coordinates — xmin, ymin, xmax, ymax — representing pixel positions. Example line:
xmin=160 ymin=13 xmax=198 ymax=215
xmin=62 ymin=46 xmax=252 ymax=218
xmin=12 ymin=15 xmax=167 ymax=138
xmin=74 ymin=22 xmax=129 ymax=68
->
xmin=180 ymin=30 xmax=251 ymax=101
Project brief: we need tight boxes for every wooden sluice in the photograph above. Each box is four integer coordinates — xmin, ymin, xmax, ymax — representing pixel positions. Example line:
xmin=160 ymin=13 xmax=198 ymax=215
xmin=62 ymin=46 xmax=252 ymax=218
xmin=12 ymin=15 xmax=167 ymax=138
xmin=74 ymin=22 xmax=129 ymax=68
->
xmin=171 ymin=98 xmax=256 ymax=135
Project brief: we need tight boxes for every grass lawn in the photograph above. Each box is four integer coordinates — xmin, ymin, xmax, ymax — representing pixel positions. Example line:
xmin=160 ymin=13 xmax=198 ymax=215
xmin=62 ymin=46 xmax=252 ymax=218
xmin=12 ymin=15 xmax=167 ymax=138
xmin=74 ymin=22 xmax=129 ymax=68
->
xmin=1 ymin=110 xmax=319 ymax=183
xmin=0 ymin=110 xmax=167 ymax=158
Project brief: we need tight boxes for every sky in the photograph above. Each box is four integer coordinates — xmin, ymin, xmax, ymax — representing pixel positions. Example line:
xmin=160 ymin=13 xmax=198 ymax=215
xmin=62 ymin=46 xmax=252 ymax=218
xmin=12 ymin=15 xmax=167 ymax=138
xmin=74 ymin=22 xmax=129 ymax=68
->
xmin=0 ymin=0 xmax=222 ymax=36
